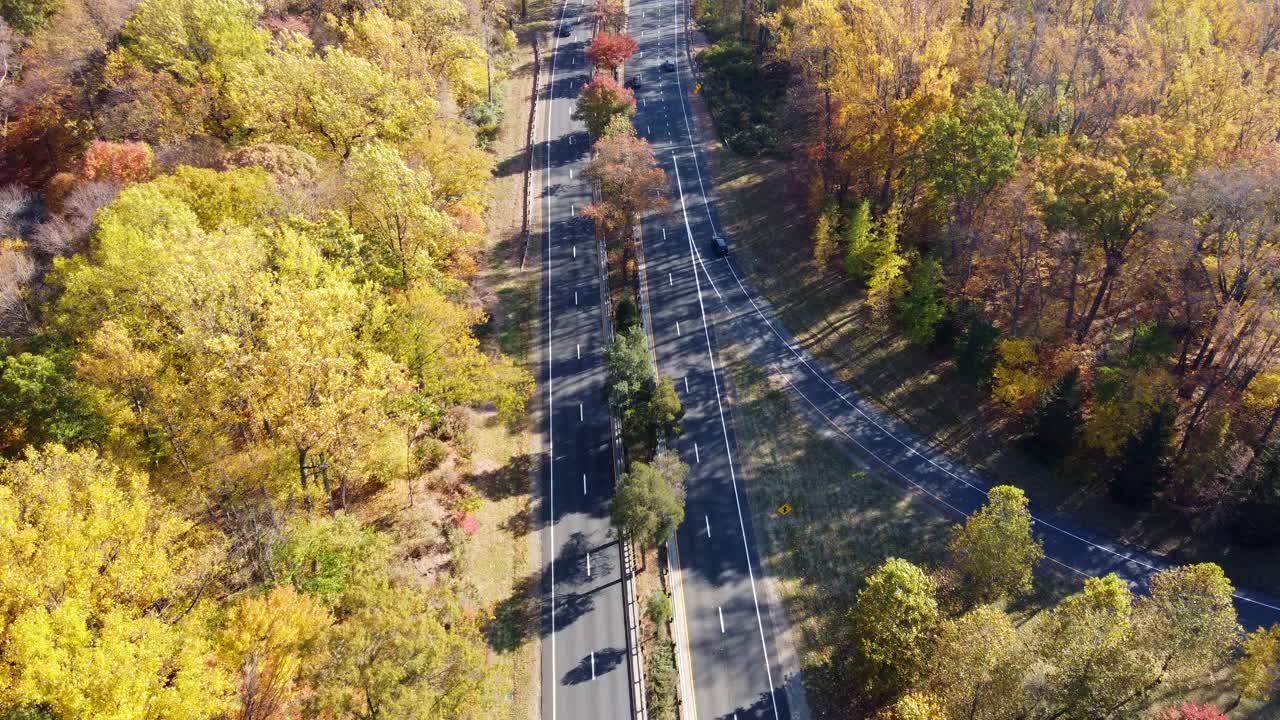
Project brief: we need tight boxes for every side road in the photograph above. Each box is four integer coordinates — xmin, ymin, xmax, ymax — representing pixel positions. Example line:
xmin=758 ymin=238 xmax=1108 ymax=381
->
xmin=669 ymin=91 xmax=1280 ymax=631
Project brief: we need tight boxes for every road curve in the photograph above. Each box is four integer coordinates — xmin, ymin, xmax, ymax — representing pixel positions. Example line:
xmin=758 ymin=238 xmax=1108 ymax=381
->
xmin=633 ymin=6 xmax=1280 ymax=633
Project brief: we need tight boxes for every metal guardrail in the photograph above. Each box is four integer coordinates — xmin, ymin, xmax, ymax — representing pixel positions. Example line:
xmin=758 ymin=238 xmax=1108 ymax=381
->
xmin=520 ymin=38 xmax=542 ymax=270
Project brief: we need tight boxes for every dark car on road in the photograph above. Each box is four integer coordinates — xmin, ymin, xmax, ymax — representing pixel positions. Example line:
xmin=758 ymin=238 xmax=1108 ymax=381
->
xmin=711 ymin=234 xmax=728 ymax=257
xmin=661 ymin=59 xmax=676 ymax=72
xmin=558 ymin=23 xmax=572 ymax=37
xmin=625 ymin=75 xmax=642 ymax=89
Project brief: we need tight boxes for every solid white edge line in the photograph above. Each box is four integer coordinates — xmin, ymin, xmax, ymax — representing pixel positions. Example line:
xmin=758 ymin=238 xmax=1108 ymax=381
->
xmin=672 ymin=155 xmax=781 ymax=718
xmin=668 ymin=0 xmax=784 ymax=709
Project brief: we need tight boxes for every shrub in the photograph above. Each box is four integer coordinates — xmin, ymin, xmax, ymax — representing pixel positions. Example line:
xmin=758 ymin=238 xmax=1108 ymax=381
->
xmin=615 ymin=295 xmax=640 ymax=331
xmin=81 ymin=140 xmax=154 ymax=185
xmin=451 ymin=511 xmax=481 ymax=536
xmin=646 ymin=641 xmax=678 ymax=719
xmin=1160 ymin=703 xmax=1227 ymax=720
xmin=646 ymin=591 xmax=672 ymax=626
xmin=953 ymin=310 xmax=1001 ymax=387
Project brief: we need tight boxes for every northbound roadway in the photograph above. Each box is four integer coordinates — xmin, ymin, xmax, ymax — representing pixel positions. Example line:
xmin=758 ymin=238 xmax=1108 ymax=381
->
xmin=539 ymin=2 xmax=635 ymax=718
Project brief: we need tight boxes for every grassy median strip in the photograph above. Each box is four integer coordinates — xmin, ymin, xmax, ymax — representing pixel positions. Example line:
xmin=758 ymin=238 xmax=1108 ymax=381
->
xmin=724 ymin=356 xmax=954 ymax=709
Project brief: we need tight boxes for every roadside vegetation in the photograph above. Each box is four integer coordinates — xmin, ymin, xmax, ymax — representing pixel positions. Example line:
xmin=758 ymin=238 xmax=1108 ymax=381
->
xmin=688 ymin=0 xmax=1280 ymax=600
xmin=727 ymin=358 xmax=1280 ymax=719
xmin=0 ymin=0 xmax=547 ymax=716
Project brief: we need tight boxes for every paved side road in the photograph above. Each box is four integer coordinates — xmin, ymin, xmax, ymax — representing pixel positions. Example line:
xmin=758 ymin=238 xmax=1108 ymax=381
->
xmin=700 ymin=251 xmax=1280 ymax=631
xmin=538 ymin=1 xmax=635 ymax=717
xmin=629 ymin=0 xmax=801 ymax=717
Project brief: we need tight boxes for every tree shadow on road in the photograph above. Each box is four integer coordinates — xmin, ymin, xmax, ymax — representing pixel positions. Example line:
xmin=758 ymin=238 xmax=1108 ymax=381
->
xmin=484 ymin=530 xmax=600 ymax=653
xmin=561 ymin=646 xmax=626 ymax=685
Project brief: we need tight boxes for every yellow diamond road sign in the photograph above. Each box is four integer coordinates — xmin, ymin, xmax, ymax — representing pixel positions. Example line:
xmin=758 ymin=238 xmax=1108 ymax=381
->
xmin=777 ymin=503 xmax=792 ymax=516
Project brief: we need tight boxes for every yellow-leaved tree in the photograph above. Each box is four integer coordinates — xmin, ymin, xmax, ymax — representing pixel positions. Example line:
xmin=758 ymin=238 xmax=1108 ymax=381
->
xmin=0 ymin=445 xmax=232 ymax=718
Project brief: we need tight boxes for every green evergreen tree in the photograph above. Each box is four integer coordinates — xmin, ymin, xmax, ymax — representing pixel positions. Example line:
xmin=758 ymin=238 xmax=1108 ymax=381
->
xmin=843 ymin=199 xmax=874 ymax=279
xmin=1111 ymin=400 xmax=1176 ymax=506
xmin=1023 ymin=367 xmax=1084 ymax=464
xmin=953 ymin=311 xmax=1001 ymax=387
xmin=896 ymin=255 xmax=947 ymax=346
xmin=1236 ymin=439 xmax=1280 ymax=546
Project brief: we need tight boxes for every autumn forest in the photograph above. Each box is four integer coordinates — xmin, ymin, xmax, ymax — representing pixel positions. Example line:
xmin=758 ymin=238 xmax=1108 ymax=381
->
xmin=0 ymin=0 xmax=531 ymax=716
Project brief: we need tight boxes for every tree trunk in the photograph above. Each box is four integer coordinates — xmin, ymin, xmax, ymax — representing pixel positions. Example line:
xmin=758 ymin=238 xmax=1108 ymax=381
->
xmin=1075 ymin=263 xmax=1117 ymax=343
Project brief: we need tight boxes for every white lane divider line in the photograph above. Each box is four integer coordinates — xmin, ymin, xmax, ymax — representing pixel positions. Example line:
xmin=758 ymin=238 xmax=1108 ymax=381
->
xmin=669 ymin=272 xmax=673 ymax=285
xmin=676 ymin=321 xmax=681 ymax=336
xmin=579 ymin=403 xmax=584 ymax=422
xmin=662 ymin=228 xmax=667 ymax=239
xmin=583 ymin=473 xmax=587 ymax=494
xmin=694 ymin=442 xmax=700 ymax=463
xmin=705 ymin=514 xmax=711 ymax=537
xmin=591 ymin=651 xmax=596 ymax=680
xmin=576 ymin=343 xmax=581 ymax=359
xmin=544 ymin=0 xmax=573 ymax=715
xmin=573 ymin=244 xmax=576 ymax=258
xmin=571 ymin=203 xmax=576 ymax=215
xmin=587 ymin=551 xmax=592 ymax=577
xmin=647 ymin=124 xmax=651 ymax=135
xmin=718 ymin=606 xmax=725 ymax=634
xmin=574 ymin=291 xmax=579 ymax=305
xmin=684 ymin=376 xmax=689 ymax=393
xmin=671 ymin=152 xmax=781 ymax=716
xmin=569 ymin=169 xmax=573 ymax=178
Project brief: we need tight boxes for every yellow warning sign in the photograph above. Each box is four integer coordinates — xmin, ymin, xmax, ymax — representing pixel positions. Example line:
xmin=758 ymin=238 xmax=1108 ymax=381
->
xmin=777 ymin=503 xmax=792 ymax=516
xmin=694 ymin=82 xmax=702 ymax=94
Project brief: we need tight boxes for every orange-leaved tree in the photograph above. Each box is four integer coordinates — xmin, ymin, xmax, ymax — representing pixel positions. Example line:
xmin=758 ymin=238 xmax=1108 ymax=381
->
xmin=587 ymin=32 xmax=638 ymax=79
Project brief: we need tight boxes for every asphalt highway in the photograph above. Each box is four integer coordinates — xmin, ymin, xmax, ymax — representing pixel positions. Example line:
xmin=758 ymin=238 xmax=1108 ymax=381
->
xmin=538 ymin=2 xmax=635 ymax=717
xmin=629 ymin=0 xmax=795 ymax=717
xmin=623 ymin=1 xmax=1280 ymax=635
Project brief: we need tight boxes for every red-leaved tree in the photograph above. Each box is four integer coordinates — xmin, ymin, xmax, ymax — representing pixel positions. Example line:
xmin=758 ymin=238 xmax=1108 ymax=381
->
xmin=1160 ymin=703 xmax=1228 ymax=720
xmin=589 ymin=0 xmax=627 ymax=33
xmin=587 ymin=33 xmax=639 ymax=79
xmin=581 ymin=120 xmax=666 ymax=281
xmin=81 ymin=140 xmax=154 ymax=185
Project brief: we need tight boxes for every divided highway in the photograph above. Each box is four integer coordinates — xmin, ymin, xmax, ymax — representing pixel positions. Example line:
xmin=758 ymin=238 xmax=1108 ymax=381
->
xmin=629 ymin=0 xmax=796 ymax=717
xmin=538 ymin=2 xmax=635 ymax=717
